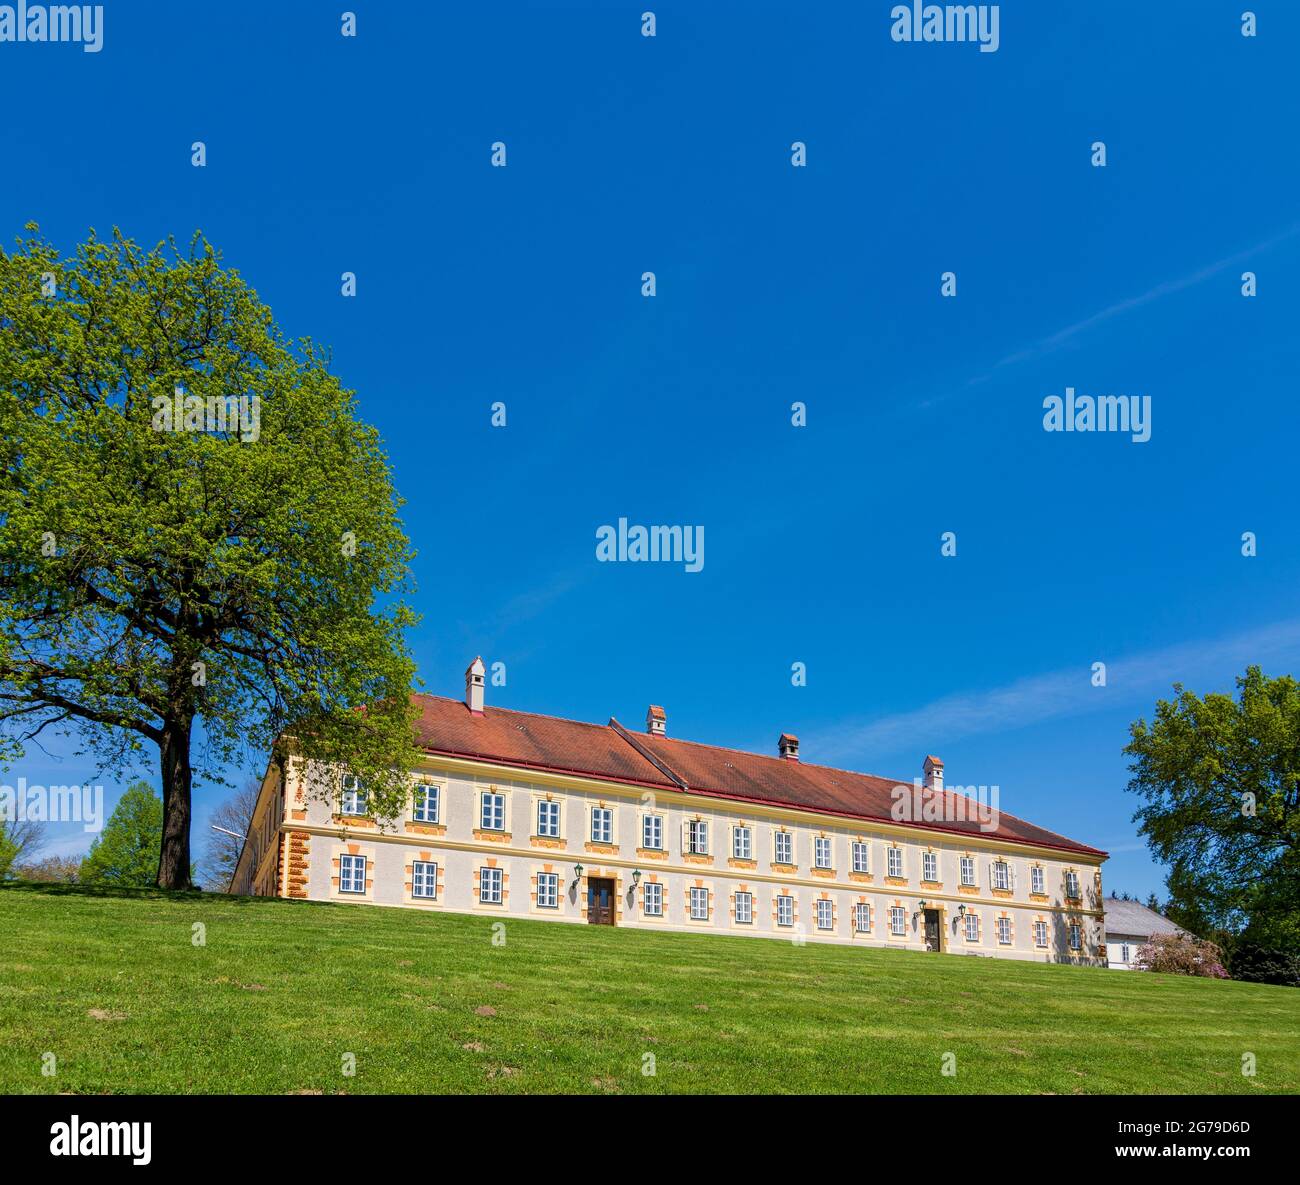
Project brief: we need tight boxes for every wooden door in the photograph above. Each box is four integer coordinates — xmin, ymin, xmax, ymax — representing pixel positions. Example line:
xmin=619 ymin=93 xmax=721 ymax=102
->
xmin=586 ymin=877 xmax=616 ymax=925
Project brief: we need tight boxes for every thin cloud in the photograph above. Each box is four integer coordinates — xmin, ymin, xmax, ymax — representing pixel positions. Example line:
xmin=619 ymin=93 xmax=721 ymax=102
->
xmin=806 ymin=618 xmax=1300 ymax=766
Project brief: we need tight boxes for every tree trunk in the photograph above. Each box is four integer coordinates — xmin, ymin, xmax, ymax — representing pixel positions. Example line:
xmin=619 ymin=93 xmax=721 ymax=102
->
xmin=157 ymin=714 xmax=194 ymax=889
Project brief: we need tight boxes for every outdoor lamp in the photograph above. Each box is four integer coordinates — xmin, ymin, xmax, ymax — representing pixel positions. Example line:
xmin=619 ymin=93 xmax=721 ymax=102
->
xmin=572 ymin=863 xmax=584 ymax=885
xmin=631 ymin=869 xmax=642 ymax=887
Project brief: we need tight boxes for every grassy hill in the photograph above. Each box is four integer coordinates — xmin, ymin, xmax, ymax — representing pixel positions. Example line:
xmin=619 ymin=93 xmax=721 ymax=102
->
xmin=1 ymin=883 xmax=1296 ymax=1094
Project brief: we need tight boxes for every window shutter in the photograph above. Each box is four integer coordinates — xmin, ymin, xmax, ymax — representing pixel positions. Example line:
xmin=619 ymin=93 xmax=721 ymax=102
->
xmin=681 ymin=820 xmax=690 ymax=854
xmin=1010 ymin=864 xmax=1018 ymax=894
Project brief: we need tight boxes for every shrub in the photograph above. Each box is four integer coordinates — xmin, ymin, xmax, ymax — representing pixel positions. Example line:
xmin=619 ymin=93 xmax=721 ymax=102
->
xmin=1227 ymin=944 xmax=1300 ymax=988
xmin=1135 ymin=932 xmax=1230 ymax=978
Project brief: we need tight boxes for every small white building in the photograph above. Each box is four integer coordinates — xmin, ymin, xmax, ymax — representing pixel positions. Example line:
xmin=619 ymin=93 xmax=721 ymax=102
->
xmin=1103 ymin=898 xmax=1186 ymax=969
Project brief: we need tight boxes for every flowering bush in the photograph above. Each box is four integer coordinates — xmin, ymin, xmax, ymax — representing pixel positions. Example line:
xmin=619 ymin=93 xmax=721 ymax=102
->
xmin=1135 ymin=933 xmax=1230 ymax=978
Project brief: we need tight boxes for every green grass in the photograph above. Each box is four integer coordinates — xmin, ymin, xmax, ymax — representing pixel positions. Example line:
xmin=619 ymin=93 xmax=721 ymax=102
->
xmin=1 ymin=883 xmax=1296 ymax=1094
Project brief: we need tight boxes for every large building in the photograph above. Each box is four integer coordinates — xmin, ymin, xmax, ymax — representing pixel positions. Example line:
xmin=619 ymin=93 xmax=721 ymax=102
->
xmin=230 ymin=659 xmax=1109 ymax=964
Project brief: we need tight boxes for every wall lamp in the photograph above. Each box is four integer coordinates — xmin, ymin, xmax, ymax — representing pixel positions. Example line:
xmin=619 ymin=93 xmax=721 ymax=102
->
xmin=572 ymin=863 xmax=584 ymax=886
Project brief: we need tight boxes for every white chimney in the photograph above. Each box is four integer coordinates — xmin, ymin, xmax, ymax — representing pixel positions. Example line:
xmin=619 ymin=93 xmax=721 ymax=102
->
xmin=923 ymin=754 xmax=943 ymax=793
xmin=779 ymin=733 xmax=799 ymax=761
xmin=646 ymin=705 xmax=666 ymax=736
xmin=465 ymin=656 xmax=486 ymax=714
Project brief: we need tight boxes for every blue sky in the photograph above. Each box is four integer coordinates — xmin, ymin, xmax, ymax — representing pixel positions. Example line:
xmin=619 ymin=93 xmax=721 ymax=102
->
xmin=3 ymin=2 xmax=1298 ymax=898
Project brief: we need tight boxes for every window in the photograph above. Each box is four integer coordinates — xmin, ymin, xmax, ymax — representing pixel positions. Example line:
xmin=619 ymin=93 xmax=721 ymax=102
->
xmin=480 ymin=792 xmax=505 ymax=831
xmin=340 ymin=775 xmax=366 ymax=816
xmin=854 ymin=902 xmax=871 ymax=933
xmin=774 ymin=830 xmax=793 ymax=865
xmin=411 ymin=860 xmax=437 ymax=899
xmin=479 ymin=866 xmax=503 ymax=904
xmin=1068 ymin=923 xmax=1082 ymax=950
xmin=997 ymin=916 xmax=1011 ymax=945
xmin=412 ymin=783 xmax=439 ymax=824
xmin=690 ymin=887 xmax=709 ymax=920
xmin=642 ymin=813 xmax=663 ymax=850
xmin=591 ymin=806 xmax=613 ymax=844
xmin=993 ymin=860 xmax=1010 ymax=891
xmin=1031 ymin=865 xmax=1045 ymax=895
xmin=643 ymin=881 xmax=663 ymax=917
xmin=960 ymin=855 xmax=976 ymax=886
xmin=734 ymin=891 xmax=753 ymax=924
xmin=887 ymin=847 xmax=903 ymax=878
xmin=776 ymin=894 xmax=794 ymax=926
xmin=732 ymin=826 xmax=752 ymax=860
xmin=1065 ymin=871 xmax=1080 ymax=899
xmin=536 ymin=800 xmax=560 ymax=838
xmin=1120 ymin=942 xmax=1130 ymax=964
xmin=339 ymin=853 xmax=366 ymax=894
xmin=852 ymin=841 xmax=869 ymax=874
xmin=923 ymin=851 xmax=938 ymax=882
xmin=536 ymin=871 xmax=559 ymax=909
xmin=686 ymin=819 xmax=709 ymax=855
xmin=965 ymin=912 xmax=979 ymax=942
xmin=1033 ymin=920 xmax=1048 ymax=948
xmin=814 ymin=836 xmax=832 ymax=869
xmin=815 ymin=899 xmax=833 ymax=930
xmin=890 ymin=905 xmax=906 ymax=936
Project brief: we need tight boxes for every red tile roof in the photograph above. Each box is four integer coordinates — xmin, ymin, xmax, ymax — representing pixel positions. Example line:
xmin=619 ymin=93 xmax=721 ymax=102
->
xmin=411 ymin=693 xmax=1105 ymax=857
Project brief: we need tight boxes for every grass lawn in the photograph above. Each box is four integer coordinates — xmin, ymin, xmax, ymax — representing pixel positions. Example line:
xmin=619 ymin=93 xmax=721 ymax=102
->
xmin=1 ymin=882 xmax=1296 ymax=1094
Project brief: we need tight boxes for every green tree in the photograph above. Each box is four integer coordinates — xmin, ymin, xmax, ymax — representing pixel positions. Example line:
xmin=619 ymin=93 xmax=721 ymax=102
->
xmin=0 ymin=227 xmax=420 ymax=889
xmin=0 ymin=821 xmax=17 ymax=879
xmin=1125 ymin=666 xmax=1300 ymax=947
xmin=79 ymin=781 xmax=163 ymax=885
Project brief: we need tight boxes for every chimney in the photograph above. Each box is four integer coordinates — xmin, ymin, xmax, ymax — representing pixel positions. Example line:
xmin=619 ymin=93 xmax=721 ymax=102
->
xmin=465 ymin=656 xmax=486 ymax=714
xmin=778 ymin=733 xmax=799 ymax=761
xmin=646 ymin=705 xmax=666 ymax=736
xmin=923 ymin=754 xmax=943 ymax=793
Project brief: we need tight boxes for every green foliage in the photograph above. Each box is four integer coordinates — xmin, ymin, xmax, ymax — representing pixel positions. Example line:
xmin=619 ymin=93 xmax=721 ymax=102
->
xmin=0 ymin=821 xmax=17 ymax=879
xmin=0 ymin=226 xmax=421 ymax=887
xmin=79 ymin=782 xmax=162 ymax=886
xmin=1125 ymin=666 xmax=1300 ymax=947
xmin=1227 ymin=943 xmax=1300 ymax=988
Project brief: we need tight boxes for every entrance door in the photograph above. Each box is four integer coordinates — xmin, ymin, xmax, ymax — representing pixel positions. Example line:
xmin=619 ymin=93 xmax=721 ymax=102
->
xmin=586 ymin=877 xmax=616 ymax=925
xmin=923 ymin=908 xmax=942 ymax=952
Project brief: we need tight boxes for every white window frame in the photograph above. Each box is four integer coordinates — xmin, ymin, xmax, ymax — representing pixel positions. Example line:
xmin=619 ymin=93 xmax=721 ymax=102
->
xmin=591 ymin=806 xmax=613 ymax=845
xmin=734 ymin=890 xmax=753 ymax=924
xmin=1120 ymin=942 xmax=1130 ymax=964
xmin=643 ymin=881 xmax=663 ymax=917
xmin=412 ymin=783 xmax=439 ymax=824
xmin=536 ymin=799 xmax=561 ymax=838
xmin=642 ymin=813 xmax=663 ymax=850
xmin=686 ymin=819 xmax=709 ymax=856
xmin=480 ymin=791 xmax=505 ymax=832
xmin=815 ymin=899 xmax=833 ymax=931
xmin=997 ymin=916 xmax=1011 ymax=945
xmin=960 ymin=855 xmax=976 ymax=886
xmin=774 ymin=830 xmax=793 ymax=865
xmin=412 ymin=859 xmax=437 ymax=899
xmin=993 ymin=860 xmax=1010 ymax=891
xmin=536 ymin=871 xmax=559 ymax=909
xmin=1031 ymin=865 xmax=1045 ymax=895
xmin=1065 ymin=871 xmax=1080 ymax=899
xmin=732 ymin=825 xmax=752 ymax=861
xmin=851 ymin=841 xmax=869 ymax=874
xmin=1069 ymin=923 xmax=1081 ymax=950
xmin=814 ymin=836 xmax=832 ymax=870
xmin=339 ymin=853 xmax=366 ymax=894
xmin=965 ymin=912 xmax=979 ymax=942
xmin=923 ymin=851 xmax=938 ymax=882
xmin=340 ymin=774 xmax=367 ymax=817
xmin=479 ymin=866 xmax=504 ymax=904
xmin=890 ymin=905 xmax=906 ymax=936
xmin=689 ymin=886 xmax=709 ymax=920
xmin=1034 ymin=920 xmax=1048 ymax=948
xmin=887 ymin=846 xmax=903 ymax=879
xmin=776 ymin=894 xmax=794 ymax=927
xmin=854 ymin=902 xmax=871 ymax=933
